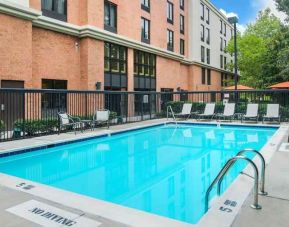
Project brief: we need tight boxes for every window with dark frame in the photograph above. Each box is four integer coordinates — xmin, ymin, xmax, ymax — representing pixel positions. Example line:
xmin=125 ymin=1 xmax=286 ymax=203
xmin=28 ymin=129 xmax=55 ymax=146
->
xmin=224 ymin=23 xmax=227 ymax=36
xmin=220 ymin=54 xmax=223 ymax=68
xmin=206 ymin=48 xmax=210 ymax=64
xmin=134 ymin=50 xmax=156 ymax=90
xmin=180 ymin=14 xmax=185 ymax=34
xmin=141 ymin=0 xmax=150 ymax=12
xmin=201 ymin=24 xmax=205 ymax=41
xmin=224 ymin=39 xmax=227 ymax=50
xmin=167 ymin=1 xmax=174 ymax=24
xmin=167 ymin=29 xmax=174 ymax=51
xmin=42 ymin=79 xmax=67 ymax=113
xmin=41 ymin=0 xmax=67 ymax=22
xmin=206 ymin=7 xmax=210 ymax=24
xmin=224 ymin=56 xmax=227 ymax=70
xmin=200 ymin=3 xmax=204 ymax=20
xmin=201 ymin=46 xmax=205 ymax=63
xmin=206 ymin=28 xmax=210 ymax=44
xmin=180 ymin=0 xmax=184 ymax=10
xmin=141 ymin=17 xmax=150 ymax=44
xmin=220 ymin=20 xmax=223 ymax=34
xmin=207 ymin=69 xmax=211 ymax=85
xmin=201 ymin=68 xmax=206 ymax=84
xmin=220 ymin=37 xmax=223 ymax=51
xmin=104 ymin=0 xmax=117 ymax=33
xmin=104 ymin=42 xmax=127 ymax=89
xmin=180 ymin=39 xmax=185 ymax=55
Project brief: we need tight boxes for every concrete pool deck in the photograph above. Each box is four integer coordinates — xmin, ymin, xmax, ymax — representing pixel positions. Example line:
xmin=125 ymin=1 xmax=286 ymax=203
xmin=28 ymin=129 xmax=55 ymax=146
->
xmin=0 ymin=119 xmax=288 ymax=227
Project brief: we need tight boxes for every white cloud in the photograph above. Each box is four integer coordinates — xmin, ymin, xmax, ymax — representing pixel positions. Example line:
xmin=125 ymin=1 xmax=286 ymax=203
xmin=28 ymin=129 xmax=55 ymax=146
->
xmin=254 ymin=0 xmax=287 ymax=22
xmin=220 ymin=9 xmax=246 ymax=34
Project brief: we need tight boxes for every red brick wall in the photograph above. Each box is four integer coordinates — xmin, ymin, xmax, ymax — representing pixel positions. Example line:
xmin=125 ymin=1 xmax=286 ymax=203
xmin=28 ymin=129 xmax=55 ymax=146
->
xmin=0 ymin=14 xmax=32 ymax=87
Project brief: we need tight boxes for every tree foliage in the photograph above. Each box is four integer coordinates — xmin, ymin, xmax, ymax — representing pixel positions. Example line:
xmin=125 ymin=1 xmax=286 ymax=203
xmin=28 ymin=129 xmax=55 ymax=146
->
xmin=275 ymin=0 xmax=289 ymax=20
xmin=226 ymin=9 xmax=289 ymax=88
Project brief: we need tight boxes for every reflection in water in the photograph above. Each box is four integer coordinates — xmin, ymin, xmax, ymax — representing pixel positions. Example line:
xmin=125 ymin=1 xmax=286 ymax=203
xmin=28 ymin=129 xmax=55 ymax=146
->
xmin=0 ymin=125 xmax=276 ymax=224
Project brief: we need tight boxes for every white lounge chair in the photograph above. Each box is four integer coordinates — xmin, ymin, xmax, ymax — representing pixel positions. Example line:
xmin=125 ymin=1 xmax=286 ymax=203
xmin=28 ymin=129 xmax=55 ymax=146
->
xmin=92 ymin=109 xmax=110 ymax=129
xmin=241 ymin=104 xmax=259 ymax=123
xmin=217 ymin=103 xmax=235 ymax=122
xmin=196 ymin=103 xmax=216 ymax=120
xmin=262 ymin=104 xmax=281 ymax=123
xmin=58 ymin=112 xmax=83 ymax=135
xmin=174 ymin=103 xmax=193 ymax=120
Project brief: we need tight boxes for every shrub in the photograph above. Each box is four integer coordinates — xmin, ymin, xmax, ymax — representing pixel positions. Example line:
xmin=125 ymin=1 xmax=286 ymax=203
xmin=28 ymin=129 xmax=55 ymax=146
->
xmin=14 ymin=119 xmax=58 ymax=136
xmin=0 ymin=120 xmax=4 ymax=131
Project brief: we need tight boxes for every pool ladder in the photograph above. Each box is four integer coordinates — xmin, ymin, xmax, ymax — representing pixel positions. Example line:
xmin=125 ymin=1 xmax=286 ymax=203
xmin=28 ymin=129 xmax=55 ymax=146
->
xmin=205 ymin=149 xmax=267 ymax=212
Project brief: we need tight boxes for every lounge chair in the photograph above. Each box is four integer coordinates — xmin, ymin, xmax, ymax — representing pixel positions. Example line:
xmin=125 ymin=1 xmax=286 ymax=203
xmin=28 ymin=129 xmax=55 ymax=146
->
xmin=217 ymin=103 xmax=235 ymax=122
xmin=196 ymin=103 xmax=216 ymax=120
xmin=58 ymin=112 xmax=83 ymax=135
xmin=174 ymin=103 xmax=193 ymax=120
xmin=241 ymin=104 xmax=259 ymax=123
xmin=92 ymin=109 xmax=110 ymax=129
xmin=262 ymin=104 xmax=281 ymax=123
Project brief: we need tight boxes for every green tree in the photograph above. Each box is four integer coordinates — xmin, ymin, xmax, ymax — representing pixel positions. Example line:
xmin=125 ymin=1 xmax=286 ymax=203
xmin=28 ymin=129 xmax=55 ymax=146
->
xmin=275 ymin=0 xmax=289 ymax=20
xmin=226 ymin=9 xmax=286 ymax=88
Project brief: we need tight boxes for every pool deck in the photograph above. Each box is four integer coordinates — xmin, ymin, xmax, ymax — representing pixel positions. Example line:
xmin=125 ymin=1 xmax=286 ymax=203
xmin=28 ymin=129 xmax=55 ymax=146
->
xmin=0 ymin=119 xmax=288 ymax=227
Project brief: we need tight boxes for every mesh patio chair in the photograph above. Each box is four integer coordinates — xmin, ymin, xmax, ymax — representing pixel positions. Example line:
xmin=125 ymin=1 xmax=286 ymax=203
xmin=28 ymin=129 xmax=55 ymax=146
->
xmin=58 ymin=112 xmax=83 ymax=135
xmin=217 ymin=103 xmax=235 ymax=122
xmin=241 ymin=104 xmax=259 ymax=123
xmin=92 ymin=109 xmax=110 ymax=129
xmin=196 ymin=103 xmax=216 ymax=120
xmin=172 ymin=103 xmax=193 ymax=120
xmin=262 ymin=104 xmax=281 ymax=124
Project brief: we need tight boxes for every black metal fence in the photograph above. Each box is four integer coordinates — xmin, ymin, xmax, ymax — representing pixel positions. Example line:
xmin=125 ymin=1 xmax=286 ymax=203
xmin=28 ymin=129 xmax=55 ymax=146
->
xmin=0 ymin=88 xmax=289 ymax=142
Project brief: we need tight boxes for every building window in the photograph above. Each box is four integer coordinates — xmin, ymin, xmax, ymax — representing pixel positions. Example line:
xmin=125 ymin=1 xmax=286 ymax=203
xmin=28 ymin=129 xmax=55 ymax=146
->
xmin=167 ymin=29 xmax=174 ymax=51
xmin=104 ymin=42 xmax=127 ymax=89
xmin=180 ymin=39 xmax=185 ymax=55
xmin=220 ymin=55 xmax=223 ymax=68
xmin=206 ymin=48 xmax=210 ymax=64
xmin=201 ymin=46 xmax=205 ymax=63
xmin=220 ymin=37 xmax=223 ymax=51
xmin=224 ymin=23 xmax=227 ymax=36
xmin=206 ymin=28 xmax=210 ymax=44
xmin=141 ymin=0 xmax=150 ymax=12
xmin=201 ymin=24 xmax=204 ymax=42
xmin=180 ymin=15 xmax=185 ymax=34
xmin=202 ymin=68 xmax=206 ymax=84
xmin=224 ymin=57 xmax=227 ymax=70
xmin=206 ymin=7 xmax=210 ymax=24
xmin=200 ymin=3 xmax=204 ymax=20
xmin=141 ymin=17 xmax=150 ymax=44
xmin=224 ymin=39 xmax=227 ymax=50
xmin=180 ymin=0 xmax=184 ymax=10
xmin=41 ymin=0 xmax=67 ymax=22
xmin=134 ymin=50 xmax=156 ymax=90
xmin=42 ymin=79 xmax=67 ymax=113
xmin=167 ymin=1 xmax=174 ymax=24
xmin=104 ymin=0 xmax=117 ymax=33
xmin=220 ymin=20 xmax=223 ymax=34
xmin=207 ymin=69 xmax=211 ymax=85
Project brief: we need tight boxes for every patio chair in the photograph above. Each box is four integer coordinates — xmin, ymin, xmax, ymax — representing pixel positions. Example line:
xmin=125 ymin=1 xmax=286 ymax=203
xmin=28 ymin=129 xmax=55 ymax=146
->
xmin=58 ymin=112 xmax=83 ymax=135
xmin=173 ymin=103 xmax=193 ymax=120
xmin=217 ymin=103 xmax=235 ymax=122
xmin=241 ymin=104 xmax=259 ymax=123
xmin=196 ymin=103 xmax=216 ymax=120
xmin=262 ymin=104 xmax=281 ymax=124
xmin=92 ymin=109 xmax=110 ymax=129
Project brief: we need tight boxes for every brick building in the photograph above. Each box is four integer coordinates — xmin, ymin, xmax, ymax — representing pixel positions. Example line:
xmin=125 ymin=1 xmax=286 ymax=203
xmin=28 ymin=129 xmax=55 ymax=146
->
xmin=0 ymin=0 xmax=234 ymax=92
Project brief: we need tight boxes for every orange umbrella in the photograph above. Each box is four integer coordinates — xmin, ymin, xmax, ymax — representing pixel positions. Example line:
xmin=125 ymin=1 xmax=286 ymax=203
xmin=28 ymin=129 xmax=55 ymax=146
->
xmin=269 ymin=82 xmax=289 ymax=89
xmin=224 ymin=85 xmax=254 ymax=90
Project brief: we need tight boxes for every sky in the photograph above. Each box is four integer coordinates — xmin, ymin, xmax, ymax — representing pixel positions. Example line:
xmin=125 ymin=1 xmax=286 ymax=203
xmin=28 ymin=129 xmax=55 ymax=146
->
xmin=211 ymin=0 xmax=287 ymax=33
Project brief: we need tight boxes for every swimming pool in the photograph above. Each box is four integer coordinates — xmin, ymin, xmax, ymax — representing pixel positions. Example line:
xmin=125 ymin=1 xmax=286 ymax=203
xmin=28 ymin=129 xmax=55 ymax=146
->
xmin=0 ymin=123 xmax=277 ymax=224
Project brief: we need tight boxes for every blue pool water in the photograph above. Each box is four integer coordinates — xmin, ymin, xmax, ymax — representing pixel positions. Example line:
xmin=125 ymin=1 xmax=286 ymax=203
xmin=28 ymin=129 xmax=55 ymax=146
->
xmin=0 ymin=124 xmax=277 ymax=224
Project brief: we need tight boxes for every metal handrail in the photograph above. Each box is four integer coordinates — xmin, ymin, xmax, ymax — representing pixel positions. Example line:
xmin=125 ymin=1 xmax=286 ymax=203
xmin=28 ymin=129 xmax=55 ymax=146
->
xmin=167 ymin=105 xmax=176 ymax=121
xmin=217 ymin=149 xmax=267 ymax=196
xmin=205 ymin=156 xmax=262 ymax=212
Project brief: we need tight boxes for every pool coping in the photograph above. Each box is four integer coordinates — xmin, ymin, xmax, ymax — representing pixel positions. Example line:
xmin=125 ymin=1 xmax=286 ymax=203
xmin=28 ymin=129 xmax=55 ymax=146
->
xmin=0 ymin=120 xmax=288 ymax=227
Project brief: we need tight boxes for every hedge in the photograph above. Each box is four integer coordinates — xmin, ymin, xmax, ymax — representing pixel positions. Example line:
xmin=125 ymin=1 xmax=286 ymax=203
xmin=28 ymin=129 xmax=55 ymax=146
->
xmin=13 ymin=111 xmax=118 ymax=136
xmin=0 ymin=120 xmax=4 ymax=132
